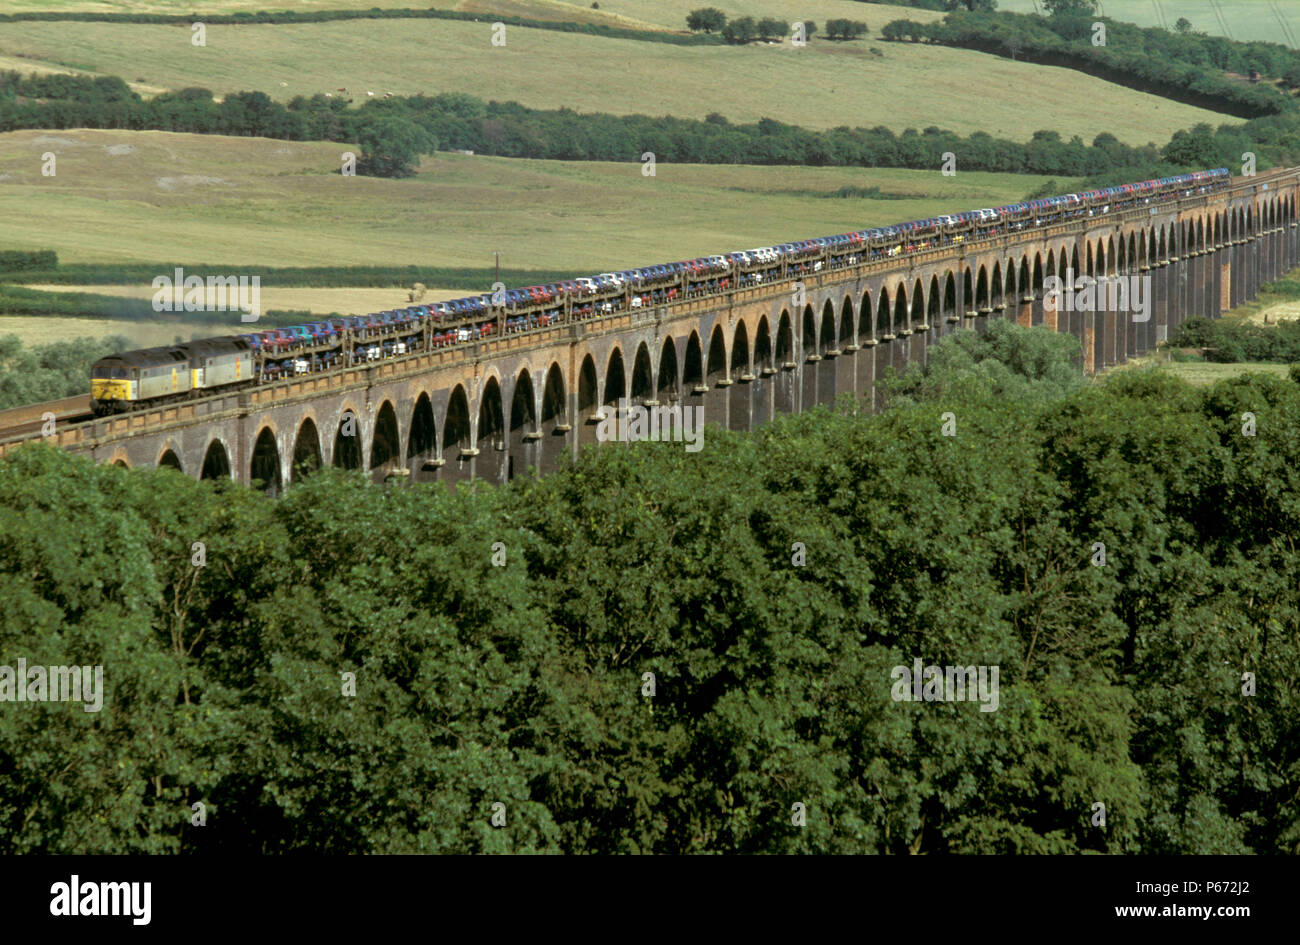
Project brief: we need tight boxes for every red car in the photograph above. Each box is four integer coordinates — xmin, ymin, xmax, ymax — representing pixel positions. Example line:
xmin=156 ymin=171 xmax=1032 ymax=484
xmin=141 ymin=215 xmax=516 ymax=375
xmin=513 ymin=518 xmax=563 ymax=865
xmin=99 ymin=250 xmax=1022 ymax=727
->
xmin=259 ymin=329 xmax=292 ymax=353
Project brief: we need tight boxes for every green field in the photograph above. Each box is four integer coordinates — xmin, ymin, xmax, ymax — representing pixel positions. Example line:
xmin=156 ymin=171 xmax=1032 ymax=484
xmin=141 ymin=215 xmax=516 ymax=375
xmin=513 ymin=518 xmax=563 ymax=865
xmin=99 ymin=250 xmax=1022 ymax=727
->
xmin=0 ymin=18 xmax=1236 ymax=143
xmin=1139 ymin=359 xmax=1294 ymax=385
xmin=0 ymin=128 xmax=1081 ymax=270
xmin=999 ymin=1 xmax=1300 ymax=49
xmin=0 ymin=0 xmax=938 ymax=30
xmin=5 ymin=0 xmax=1293 ymax=49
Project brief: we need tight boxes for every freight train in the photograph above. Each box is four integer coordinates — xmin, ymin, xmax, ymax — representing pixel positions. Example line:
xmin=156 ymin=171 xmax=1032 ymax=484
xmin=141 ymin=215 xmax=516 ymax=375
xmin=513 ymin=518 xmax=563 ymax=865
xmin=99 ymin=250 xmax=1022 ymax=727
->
xmin=91 ymin=168 xmax=1230 ymax=416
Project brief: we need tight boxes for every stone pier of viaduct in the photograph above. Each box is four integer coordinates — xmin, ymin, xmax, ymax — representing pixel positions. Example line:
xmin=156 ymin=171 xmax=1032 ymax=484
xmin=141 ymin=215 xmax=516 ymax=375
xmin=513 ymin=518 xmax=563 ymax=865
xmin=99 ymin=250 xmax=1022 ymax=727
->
xmin=5 ymin=168 xmax=1298 ymax=490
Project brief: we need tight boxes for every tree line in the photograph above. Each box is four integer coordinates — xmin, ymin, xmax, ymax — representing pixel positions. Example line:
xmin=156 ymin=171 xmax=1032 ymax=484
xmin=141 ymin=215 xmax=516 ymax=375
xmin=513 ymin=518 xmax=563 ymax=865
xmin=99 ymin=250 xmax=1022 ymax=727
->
xmin=0 ymin=6 xmax=722 ymax=46
xmin=4 ymin=72 xmax=1296 ymax=180
xmin=685 ymin=9 xmax=870 ymax=43
xmin=880 ymin=9 xmax=1300 ymax=119
xmin=0 ymin=321 xmax=1296 ymax=853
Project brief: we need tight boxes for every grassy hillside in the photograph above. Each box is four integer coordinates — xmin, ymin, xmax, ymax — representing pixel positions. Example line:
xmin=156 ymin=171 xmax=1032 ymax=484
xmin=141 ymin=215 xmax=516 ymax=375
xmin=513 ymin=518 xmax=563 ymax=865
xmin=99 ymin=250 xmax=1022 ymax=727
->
xmin=0 ymin=19 xmax=1236 ymax=143
xmin=7 ymin=0 xmax=1292 ymax=47
xmin=0 ymin=129 xmax=1081 ymax=271
xmin=998 ymin=1 xmax=1300 ymax=49
xmin=0 ymin=1 xmax=938 ymax=30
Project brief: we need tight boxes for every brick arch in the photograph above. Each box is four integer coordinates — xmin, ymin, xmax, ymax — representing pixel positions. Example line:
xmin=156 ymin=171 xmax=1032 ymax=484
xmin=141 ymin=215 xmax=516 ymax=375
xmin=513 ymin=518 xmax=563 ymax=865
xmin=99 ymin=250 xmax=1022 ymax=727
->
xmin=754 ymin=317 xmax=772 ymax=372
xmin=800 ymin=304 xmax=817 ymax=357
xmin=577 ymin=353 xmax=599 ymax=450
xmin=538 ymin=361 xmax=569 ymax=473
xmin=774 ymin=310 xmax=795 ymax=415
xmin=156 ymin=440 xmax=183 ymax=472
xmin=506 ymin=368 xmax=538 ymax=481
xmin=818 ymin=298 xmax=835 ymax=354
xmin=927 ymin=274 xmax=941 ymax=331
xmin=293 ymin=414 xmax=324 ymax=482
xmin=893 ymin=282 xmax=910 ymax=332
xmin=250 ymin=424 xmax=282 ymax=496
xmin=332 ymin=400 xmax=365 ymax=471
xmin=603 ymin=344 xmax=627 ymax=411
xmin=729 ymin=320 xmax=752 ymax=429
xmin=705 ymin=323 xmax=728 ymax=424
xmin=731 ymin=321 xmax=750 ymax=377
xmin=876 ymin=286 xmax=892 ymax=337
xmin=199 ymin=435 xmax=232 ymax=480
xmin=473 ymin=365 xmax=505 ymax=417
xmin=475 ymin=376 xmax=507 ymax=484
xmin=656 ymin=337 xmax=679 ymax=405
xmin=369 ymin=399 xmax=403 ymax=482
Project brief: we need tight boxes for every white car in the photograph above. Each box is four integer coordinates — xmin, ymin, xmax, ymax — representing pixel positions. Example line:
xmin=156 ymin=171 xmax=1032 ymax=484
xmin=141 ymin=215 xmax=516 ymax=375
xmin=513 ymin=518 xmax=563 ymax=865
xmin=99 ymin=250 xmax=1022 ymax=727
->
xmin=293 ymin=359 xmax=310 ymax=375
xmin=456 ymin=328 xmax=471 ymax=343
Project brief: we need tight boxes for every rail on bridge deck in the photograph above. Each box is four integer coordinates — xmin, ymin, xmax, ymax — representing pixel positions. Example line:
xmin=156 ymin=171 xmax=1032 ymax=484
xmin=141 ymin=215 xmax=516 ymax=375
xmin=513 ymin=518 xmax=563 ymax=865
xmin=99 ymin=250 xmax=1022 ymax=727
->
xmin=2 ymin=168 xmax=1297 ymax=488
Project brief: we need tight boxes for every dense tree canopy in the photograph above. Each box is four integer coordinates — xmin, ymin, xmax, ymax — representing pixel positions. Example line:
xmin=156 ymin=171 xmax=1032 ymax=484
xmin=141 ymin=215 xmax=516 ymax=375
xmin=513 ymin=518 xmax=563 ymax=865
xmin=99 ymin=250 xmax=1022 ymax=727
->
xmin=1 ymin=323 xmax=1295 ymax=853
xmin=0 ymin=334 xmax=130 ymax=410
xmin=356 ymin=116 xmax=437 ymax=178
xmin=686 ymin=8 xmax=727 ymax=34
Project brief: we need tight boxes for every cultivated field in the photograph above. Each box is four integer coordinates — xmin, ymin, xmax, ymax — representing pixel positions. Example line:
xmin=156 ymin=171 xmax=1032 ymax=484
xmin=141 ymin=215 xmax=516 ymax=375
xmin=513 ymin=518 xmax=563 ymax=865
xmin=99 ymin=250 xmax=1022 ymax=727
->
xmin=0 ymin=129 xmax=1082 ymax=271
xmin=1158 ymin=360 xmax=1292 ymax=384
xmin=22 ymin=285 xmax=477 ymax=312
xmin=0 ymin=315 xmax=208 ymax=349
xmin=1247 ymin=299 xmax=1300 ymax=324
xmin=1114 ymin=352 xmax=1294 ymax=385
xmin=0 ymin=285 xmax=486 ymax=350
xmin=0 ymin=19 xmax=1236 ymax=143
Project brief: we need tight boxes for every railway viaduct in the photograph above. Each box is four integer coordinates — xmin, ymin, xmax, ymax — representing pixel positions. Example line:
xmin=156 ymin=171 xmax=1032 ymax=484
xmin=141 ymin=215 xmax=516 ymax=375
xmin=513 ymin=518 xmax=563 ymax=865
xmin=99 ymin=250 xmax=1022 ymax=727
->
xmin=4 ymin=168 xmax=1298 ymax=491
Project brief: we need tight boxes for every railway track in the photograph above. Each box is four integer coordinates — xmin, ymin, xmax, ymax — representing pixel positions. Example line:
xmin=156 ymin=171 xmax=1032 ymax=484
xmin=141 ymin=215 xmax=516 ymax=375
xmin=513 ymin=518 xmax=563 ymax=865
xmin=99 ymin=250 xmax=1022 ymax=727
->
xmin=0 ymin=395 xmax=93 ymax=441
